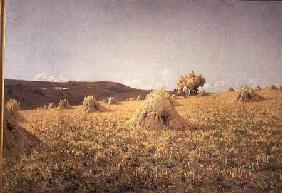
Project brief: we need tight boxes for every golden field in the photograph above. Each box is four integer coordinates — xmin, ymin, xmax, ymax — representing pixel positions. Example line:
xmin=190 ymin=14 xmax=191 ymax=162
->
xmin=3 ymin=89 xmax=282 ymax=193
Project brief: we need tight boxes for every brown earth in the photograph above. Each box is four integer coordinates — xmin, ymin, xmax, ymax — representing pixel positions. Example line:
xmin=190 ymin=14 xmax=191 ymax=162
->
xmin=4 ymin=79 xmax=149 ymax=109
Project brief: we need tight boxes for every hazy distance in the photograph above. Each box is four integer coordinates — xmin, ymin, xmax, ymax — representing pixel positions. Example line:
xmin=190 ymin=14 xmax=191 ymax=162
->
xmin=5 ymin=0 xmax=282 ymax=91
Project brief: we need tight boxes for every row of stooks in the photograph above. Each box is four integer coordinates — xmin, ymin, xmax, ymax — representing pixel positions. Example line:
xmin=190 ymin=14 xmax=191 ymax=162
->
xmin=228 ymin=84 xmax=280 ymax=92
xmin=5 ymin=95 xmax=144 ymax=114
xmin=4 ymin=85 xmax=280 ymax=129
xmin=5 ymin=85 xmax=280 ymax=115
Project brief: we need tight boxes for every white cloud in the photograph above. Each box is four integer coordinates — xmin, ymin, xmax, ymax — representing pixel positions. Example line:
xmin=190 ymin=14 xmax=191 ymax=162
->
xmin=213 ymin=80 xmax=226 ymax=88
xmin=161 ymin=68 xmax=176 ymax=90
xmin=124 ymin=79 xmax=143 ymax=88
xmin=33 ymin=72 xmax=67 ymax=82
xmin=202 ymin=83 xmax=212 ymax=91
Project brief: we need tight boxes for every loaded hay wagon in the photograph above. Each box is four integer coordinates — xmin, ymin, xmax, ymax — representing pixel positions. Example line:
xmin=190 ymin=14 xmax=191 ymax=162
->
xmin=176 ymin=71 xmax=206 ymax=96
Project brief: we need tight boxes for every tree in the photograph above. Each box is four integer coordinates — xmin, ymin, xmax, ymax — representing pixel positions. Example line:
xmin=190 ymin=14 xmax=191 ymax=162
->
xmin=177 ymin=71 xmax=206 ymax=95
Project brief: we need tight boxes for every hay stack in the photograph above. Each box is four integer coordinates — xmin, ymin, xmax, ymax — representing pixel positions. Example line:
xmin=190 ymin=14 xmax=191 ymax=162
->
xmin=108 ymin=96 xmax=118 ymax=105
xmin=58 ymin=99 xmax=71 ymax=109
xmin=235 ymin=86 xmax=263 ymax=102
xmin=48 ymin=102 xmax=54 ymax=109
xmin=228 ymin=87 xmax=234 ymax=92
xmin=5 ymin=98 xmax=20 ymax=115
xmin=129 ymin=89 xmax=191 ymax=129
xmin=3 ymin=110 xmax=39 ymax=158
xmin=136 ymin=95 xmax=142 ymax=101
xmin=255 ymin=86 xmax=262 ymax=91
xmin=82 ymin=96 xmax=103 ymax=113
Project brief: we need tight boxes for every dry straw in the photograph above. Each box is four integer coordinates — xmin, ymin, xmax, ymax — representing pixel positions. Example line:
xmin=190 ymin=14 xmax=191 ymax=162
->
xmin=129 ymin=89 xmax=191 ymax=129
xmin=136 ymin=95 xmax=142 ymax=101
xmin=82 ymin=96 xmax=103 ymax=113
xmin=58 ymin=99 xmax=71 ymax=109
xmin=177 ymin=71 xmax=206 ymax=95
xmin=5 ymin=98 xmax=20 ymax=115
xmin=235 ymin=86 xmax=263 ymax=102
xmin=107 ymin=96 xmax=118 ymax=105
xmin=3 ymin=110 xmax=39 ymax=158
xmin=48 ymin=102 xmax=54 ymax=109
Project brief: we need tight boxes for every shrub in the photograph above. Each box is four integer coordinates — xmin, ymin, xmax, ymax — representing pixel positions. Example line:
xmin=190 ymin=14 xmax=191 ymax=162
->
xmin=6 ymin=98 xmax=21 ymax=114
xmin=267 ymin=85 xmax=277 ymax=90
xmin=82 ymin=96 xmax=102 ymax=113
xmin=58 ymin=99 xmax=71 ymax=109
xmin=234 ymin=86 xmax=263 ymax=102
xmin=228 ymin=87 xmax=234 ymax=91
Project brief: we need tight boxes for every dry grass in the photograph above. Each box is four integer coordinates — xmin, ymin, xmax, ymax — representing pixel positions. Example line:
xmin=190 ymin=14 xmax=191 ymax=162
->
xmin=3 ymin=89 xmax=282 ymax=193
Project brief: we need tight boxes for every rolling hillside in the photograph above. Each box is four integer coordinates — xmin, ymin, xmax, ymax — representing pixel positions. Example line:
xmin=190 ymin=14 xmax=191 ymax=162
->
xmin=4 ymin=79 xmax=149 ymax=109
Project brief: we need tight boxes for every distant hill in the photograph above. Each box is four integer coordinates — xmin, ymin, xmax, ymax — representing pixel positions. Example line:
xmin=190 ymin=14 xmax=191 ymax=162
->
xmin=4 ymin=79 xmax=149 ymax=109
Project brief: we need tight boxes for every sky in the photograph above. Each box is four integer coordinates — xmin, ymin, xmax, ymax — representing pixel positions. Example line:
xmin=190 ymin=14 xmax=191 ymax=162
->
xmin=5 ymin=0 xmax=282 ymax=91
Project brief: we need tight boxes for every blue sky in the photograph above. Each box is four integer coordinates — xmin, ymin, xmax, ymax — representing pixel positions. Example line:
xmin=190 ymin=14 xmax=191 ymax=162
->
xmin=5 ymin=0 xmax=282 ymax=91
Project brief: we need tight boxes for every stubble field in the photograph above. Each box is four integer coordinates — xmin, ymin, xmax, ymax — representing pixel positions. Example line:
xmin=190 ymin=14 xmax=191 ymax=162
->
xmin=3 ymin=89 xmax=282 ymax=193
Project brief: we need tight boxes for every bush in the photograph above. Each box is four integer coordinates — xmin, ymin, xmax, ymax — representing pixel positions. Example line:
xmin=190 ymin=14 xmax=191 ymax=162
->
xmin=82 ymin=96 xmax=102 ymax=113
xmin=6 ymin=99 xmax=21 ymax=114
xmin=228 ymin=87 xmax=234 ymax=91
xmin=267 ymin=85 xmax=277 ymax=90
xmin=58 ymin=99 xmax=71 ymax=109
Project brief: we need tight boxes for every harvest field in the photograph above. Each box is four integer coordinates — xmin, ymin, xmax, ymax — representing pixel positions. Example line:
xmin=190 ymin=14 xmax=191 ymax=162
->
xmin=3 ymin=89 xmax=282 ymax=193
